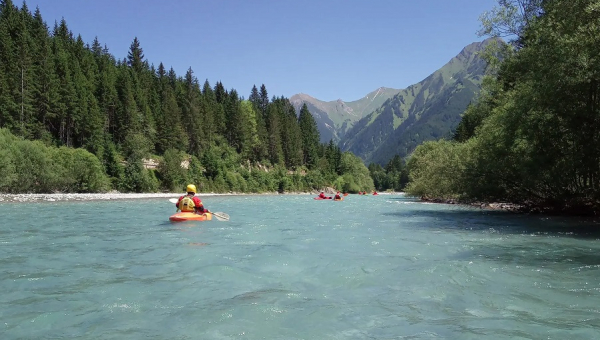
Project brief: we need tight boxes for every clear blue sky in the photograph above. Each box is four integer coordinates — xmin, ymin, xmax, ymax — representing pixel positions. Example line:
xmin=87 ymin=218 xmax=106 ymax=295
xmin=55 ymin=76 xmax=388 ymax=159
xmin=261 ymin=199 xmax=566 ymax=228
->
xmin=23 ymin=0 xmax=497 ymax=102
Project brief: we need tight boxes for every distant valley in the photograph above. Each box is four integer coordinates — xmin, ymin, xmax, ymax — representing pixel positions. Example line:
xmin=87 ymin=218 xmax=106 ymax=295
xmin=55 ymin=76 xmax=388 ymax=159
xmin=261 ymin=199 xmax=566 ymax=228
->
xmin=290 ymin=87 xmax=401 ymax=143
xmin=292 ymin=38 xmax=495 ymax=164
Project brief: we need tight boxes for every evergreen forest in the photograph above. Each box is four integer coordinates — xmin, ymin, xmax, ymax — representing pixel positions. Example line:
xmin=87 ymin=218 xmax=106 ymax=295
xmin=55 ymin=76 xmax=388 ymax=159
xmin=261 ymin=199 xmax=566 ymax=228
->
xmin=0 ymin=0 xmax=379 ymax=194
xmin=405 ymin=0 xmax=600 ymax=214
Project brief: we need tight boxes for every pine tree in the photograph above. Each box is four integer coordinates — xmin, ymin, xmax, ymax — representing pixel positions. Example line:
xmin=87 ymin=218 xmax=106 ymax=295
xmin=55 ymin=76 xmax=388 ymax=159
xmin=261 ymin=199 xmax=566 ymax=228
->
xmin=155 ymin=63 xmax=186 ymax=152
xmin=114 ymin=64 xmax=140 ymax=144
xmin=30 ymin=6 xmax=59 ymax=141
xmin=249 ymin=85 xmax=260 ymax=108
xmin=15 ymin=1 xmax=35 ymax=138
xmin=240 ymin=100 xmax=261 ymax=160
xmin=298 ymin=103 xmax=320 ymax=169
xmin=224 ymin=89 xmax=249 ymax=154
xmin=199 ymin=79 xmax=216 ymax=147
xmin=248 ymin=85 xmax=267 ymax=161
xmin=75 ymin=35 xmax=104 ymax=151
xmin=181 ymin=67 xmax=203 ymax=154
xmin=266 ymin=103 xmax=283 ymax=166
xmin=0 ymin=0 xmax=21 ymax=134
xmin=51 ymin=19 xmax=77 ymax=146
xmin=214 ymin=81 xmax=227 ymax=104
xmin=259 ymin=84 xmax=269 ymax=121
xmin=126 ymin=37 xmax=145 ymax=74
xmin=279 ymin=98 xmax=302 ymax=168
xmin=211 ymin=81 xmax=226 ymax=134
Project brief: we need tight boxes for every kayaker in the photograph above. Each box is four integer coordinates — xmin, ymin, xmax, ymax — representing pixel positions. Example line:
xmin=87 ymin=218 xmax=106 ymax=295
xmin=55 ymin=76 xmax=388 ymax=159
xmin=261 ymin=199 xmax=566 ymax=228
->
xmin=334 ymin=191 xmax=342 ymax=200
xmin=319 ymin=191 xmax=327 ymax=199
xmin=176 ymin=184 xmax=209 ymax=214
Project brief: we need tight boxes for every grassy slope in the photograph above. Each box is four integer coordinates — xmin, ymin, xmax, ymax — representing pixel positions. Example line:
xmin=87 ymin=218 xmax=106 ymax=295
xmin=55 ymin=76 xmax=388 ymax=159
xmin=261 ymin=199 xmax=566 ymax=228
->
xmin=339 ymin=39 xmax=491 ymax=164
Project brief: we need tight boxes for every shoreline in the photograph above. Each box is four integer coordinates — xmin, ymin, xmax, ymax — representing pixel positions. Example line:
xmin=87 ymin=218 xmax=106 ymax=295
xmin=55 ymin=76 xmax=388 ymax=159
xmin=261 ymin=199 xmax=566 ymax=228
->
xmin=0 ymin=191 xmax=402 ymax=203
xmin=420 ymin=197 xmax=524 ymax=212
xmin=0 ymin=192 xmax=268 ymax=203
xmin=419 ymin=197 xmax=600 ymax=216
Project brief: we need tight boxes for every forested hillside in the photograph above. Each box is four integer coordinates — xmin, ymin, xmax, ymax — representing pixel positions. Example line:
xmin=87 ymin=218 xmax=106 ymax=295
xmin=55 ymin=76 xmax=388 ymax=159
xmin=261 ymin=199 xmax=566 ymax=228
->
xmin=0 ymin=0 xmax=374 ymax=194
xmin=406 ymin=0 xmax=600 ymax=214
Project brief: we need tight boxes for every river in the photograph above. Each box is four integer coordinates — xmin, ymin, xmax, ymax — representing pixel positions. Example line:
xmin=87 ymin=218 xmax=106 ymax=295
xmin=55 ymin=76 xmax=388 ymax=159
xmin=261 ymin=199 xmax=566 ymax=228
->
xmin=2 ymin=193 xmax=600 ymax=339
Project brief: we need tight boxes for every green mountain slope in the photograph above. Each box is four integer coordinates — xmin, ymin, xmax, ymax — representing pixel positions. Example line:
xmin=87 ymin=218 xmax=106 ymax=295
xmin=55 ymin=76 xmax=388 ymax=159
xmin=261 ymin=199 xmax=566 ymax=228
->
xmin=290 ymin=87 xmax=401 ymax=143
xmin=339 ymin=39 xmax=493 ymax=164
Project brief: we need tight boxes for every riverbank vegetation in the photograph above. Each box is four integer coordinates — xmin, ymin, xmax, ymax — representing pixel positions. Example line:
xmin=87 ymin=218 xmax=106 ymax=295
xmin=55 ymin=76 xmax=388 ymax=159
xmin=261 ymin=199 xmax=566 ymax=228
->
xmin=405 ymin=0 xmax=600 ymax=214
xmin=0 ymin=0 xmax=374 ymax=194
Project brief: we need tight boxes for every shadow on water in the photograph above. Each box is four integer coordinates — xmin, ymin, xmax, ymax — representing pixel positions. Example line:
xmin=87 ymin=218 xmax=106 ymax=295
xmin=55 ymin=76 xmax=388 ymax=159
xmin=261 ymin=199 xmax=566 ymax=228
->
xmin=452 ymin=243 xmax=600 ymax=268
xmin=387 ymin=206 xmax=600 ymax=267
xmin=384 ymin=207 xmax=600 ymax=239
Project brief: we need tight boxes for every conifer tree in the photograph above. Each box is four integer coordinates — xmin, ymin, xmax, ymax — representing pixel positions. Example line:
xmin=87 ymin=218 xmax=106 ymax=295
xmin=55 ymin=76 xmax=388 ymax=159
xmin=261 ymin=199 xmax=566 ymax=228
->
xmin=181 ymin=67 xmax=203 ymax=154
xmin=14 ymin=1 xmax=35 ymax=138
xmin=155 ymin=64 xmax=186 ymax=152
xmin=200 ymin=79 xmax=216 ymax=146
xmin=248 ymin=85 xmax=267 ymax=161
xmin=0 ymin=0 xmax=21 ymax=133
xmin=75 ymin=36 xmax=103 ymax=151
xmin=30 ymin=6 xmax=59 ymax=141
xmin=240 ymin=100 xmax=261 ymax=160
xmin=298 ymin=103 xmax=320 ymax=169
xmin=126 ymin=37 xmax=145 ymax=74
xmin=224 ymin=89 xmax=249 ymax=154
xmin=51 ymin=19 xmax=78 ymax=146
xmin=259 ymin=84 xmax=269 ymax=120
xmin=211 ymin=81 xmax=226 ymax=134
xmin=214 ymin=81 xmax=227 ymax=104
xmin=266 ymin=103 xmax=283 ymax=166
xmin=279 ymin=98 xmax=302 ymax=168
xmin=249 ymin=85 xmax=260 ymax=108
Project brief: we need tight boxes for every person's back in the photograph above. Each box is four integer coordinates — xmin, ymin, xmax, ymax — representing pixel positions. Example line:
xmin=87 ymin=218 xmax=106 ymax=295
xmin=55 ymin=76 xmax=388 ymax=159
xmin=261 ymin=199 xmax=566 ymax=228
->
xmin=178 ymin=194 xmax=196 ymax=212
xmin=176 ymin=184 xmax=207 ymax=214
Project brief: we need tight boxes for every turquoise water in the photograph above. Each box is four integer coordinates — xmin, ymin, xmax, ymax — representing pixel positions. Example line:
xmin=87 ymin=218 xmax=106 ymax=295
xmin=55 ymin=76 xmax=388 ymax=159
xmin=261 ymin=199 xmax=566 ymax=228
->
xmin=2 ymin=194 xmax=600 ymax=339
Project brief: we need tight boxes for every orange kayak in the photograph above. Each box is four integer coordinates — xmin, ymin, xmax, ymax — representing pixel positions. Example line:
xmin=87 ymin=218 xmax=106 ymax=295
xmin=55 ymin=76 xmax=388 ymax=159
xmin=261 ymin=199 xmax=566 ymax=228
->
xmin=333 ymin=197 xmax=344 ymax=201
xmin=169 ymin=212 xmax=213 ymax=222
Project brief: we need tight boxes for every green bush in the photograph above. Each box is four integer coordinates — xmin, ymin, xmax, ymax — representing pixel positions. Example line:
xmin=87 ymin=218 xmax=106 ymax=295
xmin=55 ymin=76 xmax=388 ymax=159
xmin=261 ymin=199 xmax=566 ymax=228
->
xmin=405 ymin=140 xmax=469 ymax=199
xmin=158 ymin=149 xmax=187 ymax=192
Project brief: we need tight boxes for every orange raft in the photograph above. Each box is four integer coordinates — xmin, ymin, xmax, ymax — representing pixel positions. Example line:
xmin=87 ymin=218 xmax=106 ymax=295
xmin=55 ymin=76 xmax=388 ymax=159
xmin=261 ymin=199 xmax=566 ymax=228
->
xmin=169 ymin=212 xmax=213 ymax=222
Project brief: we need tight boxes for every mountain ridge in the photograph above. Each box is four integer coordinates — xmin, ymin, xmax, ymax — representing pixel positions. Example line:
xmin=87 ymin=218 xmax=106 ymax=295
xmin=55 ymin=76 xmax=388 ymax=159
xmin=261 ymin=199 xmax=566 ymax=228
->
xmin=291 ymin=87 xmax=401 ymax=143
xmin=292 ymin=38 xmax=496 ymax=164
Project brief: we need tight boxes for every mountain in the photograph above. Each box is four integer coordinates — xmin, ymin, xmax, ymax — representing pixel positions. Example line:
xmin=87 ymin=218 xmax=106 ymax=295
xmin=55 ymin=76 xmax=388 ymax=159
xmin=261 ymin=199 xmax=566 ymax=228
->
xmin=290 ymin=88 xmax=401 ymax=143
xmin=292 ymin=39 xmax=494 ymax=165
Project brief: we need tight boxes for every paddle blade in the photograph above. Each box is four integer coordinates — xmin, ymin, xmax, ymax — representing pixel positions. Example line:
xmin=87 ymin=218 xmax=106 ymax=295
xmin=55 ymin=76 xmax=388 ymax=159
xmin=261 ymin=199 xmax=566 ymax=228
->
xmin=169 ymin=198 xmax=178 ymax=204
xmin=212 ymin=212 xmax=230 ymax=221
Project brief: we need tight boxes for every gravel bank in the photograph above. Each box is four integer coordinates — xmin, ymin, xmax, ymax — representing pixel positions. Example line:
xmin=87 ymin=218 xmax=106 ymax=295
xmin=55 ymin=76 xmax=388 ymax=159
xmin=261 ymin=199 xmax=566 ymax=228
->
xmin=0 ymin=191 xmax=401 ymax=203
xmin=0 ymin=192 xmax=220 ymax=203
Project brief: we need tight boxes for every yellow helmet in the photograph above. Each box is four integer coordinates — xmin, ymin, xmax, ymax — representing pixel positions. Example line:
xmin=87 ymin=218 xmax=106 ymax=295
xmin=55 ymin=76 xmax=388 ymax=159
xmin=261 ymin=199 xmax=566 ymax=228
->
xmin=186 ymin=184 xmax=197 ymax=194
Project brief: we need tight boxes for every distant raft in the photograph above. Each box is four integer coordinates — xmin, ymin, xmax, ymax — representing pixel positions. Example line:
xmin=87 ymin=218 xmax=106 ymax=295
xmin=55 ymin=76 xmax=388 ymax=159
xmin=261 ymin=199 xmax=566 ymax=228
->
xmin=169 ymin=212 xmax=213 ymax=222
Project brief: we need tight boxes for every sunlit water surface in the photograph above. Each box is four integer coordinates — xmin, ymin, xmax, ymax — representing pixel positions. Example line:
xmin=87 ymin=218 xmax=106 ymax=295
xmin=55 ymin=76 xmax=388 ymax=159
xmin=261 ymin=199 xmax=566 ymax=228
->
xmin=2 ymin=194 xmax=600 ymax=339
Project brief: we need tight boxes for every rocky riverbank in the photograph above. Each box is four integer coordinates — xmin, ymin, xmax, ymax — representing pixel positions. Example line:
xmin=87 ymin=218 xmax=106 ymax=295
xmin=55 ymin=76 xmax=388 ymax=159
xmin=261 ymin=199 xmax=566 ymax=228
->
xmin=0 ymin=192 xmax=210 ymax=203
xmin=420 ymin=197 xmax=524 ymax=212
xmin=0 ymin=191 xmax=400 ymax=203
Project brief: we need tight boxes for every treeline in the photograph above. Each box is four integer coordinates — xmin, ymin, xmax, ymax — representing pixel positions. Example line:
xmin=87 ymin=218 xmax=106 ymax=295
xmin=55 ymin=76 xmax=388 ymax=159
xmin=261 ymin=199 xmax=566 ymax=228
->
xmin=0 ymin=0 xmax=374 ymax=193
xmin=405 ymin=0 xmax=600 ymax=214
xmin=368 ymin=155 xmax=409 ymax=192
